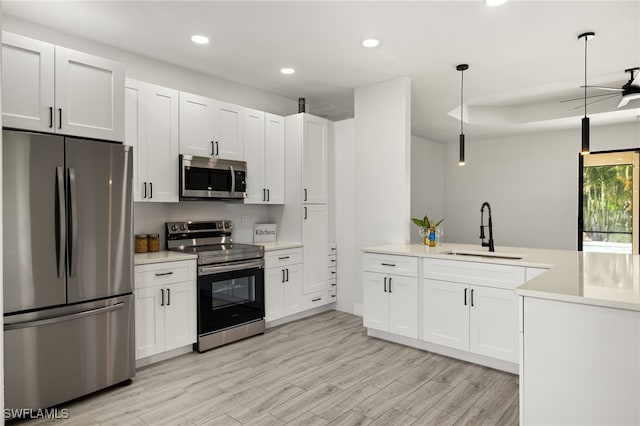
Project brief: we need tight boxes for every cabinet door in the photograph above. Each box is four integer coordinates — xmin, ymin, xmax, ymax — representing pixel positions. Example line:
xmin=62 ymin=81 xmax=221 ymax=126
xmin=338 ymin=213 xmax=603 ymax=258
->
xmin=243 ymin=108 xmax=266 ymax=204
xmin=141 ymin=82 xmax=179 ymax=202
xmin=265 ymin=113 xmax=285 ymax=204
xmin=284 ymin=263 xmax=304 ymax=316
xmin=302 ymin=204 xmax=328 ymax=294
xmin=423 ymin=279 xmax=469 ymax=351
xmin=388 ymin=275 xmax=418 ymax=338
xmin=179 ymin=91 xmax=215 ymax=157
xmin=469 ymin=286 xmax=518 ymax=363
xmin=135 ymin=286 xmax=165 ymax=359
xmin=1 ymin=32 xmax=55 ymax=131
xmin=214 ymin=100 xmax=244 ymax=160
xmin=363 ymin=272 xmax=389 ymax=332
xmin=55 ymin=46 xmax=124 ymax=141
xmin=302 ymin=114 xmax=328 ymax=204
xmin=125 ymin=79 xmax=145 ymax=202
xmin=164 ymin=281 xmax=197 ymax=352
xmin=265 ymin=267 xmax=285 ymax=322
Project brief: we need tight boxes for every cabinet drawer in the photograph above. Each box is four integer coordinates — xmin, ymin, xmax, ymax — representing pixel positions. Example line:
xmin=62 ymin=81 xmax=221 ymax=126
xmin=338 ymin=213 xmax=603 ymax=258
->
xmin=328 ymin=288 xmax=337 ymax=301
xmin=328 ymin=267 xmax=337 ymax=280
xmin=363 ymin=253 xmax=418 ymax=277
xmin=265 ymin=248 xmax=303 ymax=268
xmin=328 ymin=278 xmax=337 ymax=288
xmin=328 ymin=243 xmax=337 ymax=255
xmin=135 ymin=260 xmax=196 ymax=289
xmin=305 ymin=292 xmax=330 ymax=308
xmin=328 ymin=254 xmax=337 ymax=266
xmin=423 ymin=258 xmax=524 ymax=290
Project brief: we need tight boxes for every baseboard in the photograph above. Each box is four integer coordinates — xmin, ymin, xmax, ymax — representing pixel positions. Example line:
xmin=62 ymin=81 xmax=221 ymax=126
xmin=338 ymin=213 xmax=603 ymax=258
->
xmin=266 ymin=303 xmax=335 ymax=328
xmin=135 ymin=345 xmax=194 ymax=369
xmin=367 ymin=329 xmax=519 ymax=374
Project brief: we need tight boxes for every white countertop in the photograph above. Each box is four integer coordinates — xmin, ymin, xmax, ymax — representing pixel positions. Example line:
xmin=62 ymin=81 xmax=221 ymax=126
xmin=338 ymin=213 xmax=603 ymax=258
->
xmin=362 ymin=243 xmax=640 ymax=312
xmin=134 ymin=251 xmax=198 ymax=265
xmin=258 ymin=241 xmax=303 ymax=251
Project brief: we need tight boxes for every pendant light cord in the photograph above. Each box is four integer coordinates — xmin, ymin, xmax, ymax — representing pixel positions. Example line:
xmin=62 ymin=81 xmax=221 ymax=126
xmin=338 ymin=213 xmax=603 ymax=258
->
xmin=584 ymin=35 xmax=588 ymax=118
xmin=461 ymin=69 xmax=464 ymax=134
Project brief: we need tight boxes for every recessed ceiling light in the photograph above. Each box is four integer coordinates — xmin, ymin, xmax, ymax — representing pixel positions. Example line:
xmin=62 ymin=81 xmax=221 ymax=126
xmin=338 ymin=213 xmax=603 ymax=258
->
xmin=191 ymin=35 xmax=210 ymax=45
xmin=486 ymin=0 xmax=508 ymax=5
xmin=362 ymin=39 xmax=380 ymax=48
xmin=280 ymin=68 xmax=295 ymax=75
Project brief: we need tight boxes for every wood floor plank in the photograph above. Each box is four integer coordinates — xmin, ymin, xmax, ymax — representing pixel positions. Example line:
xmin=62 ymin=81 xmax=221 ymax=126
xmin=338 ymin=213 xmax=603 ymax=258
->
xmin=288 ymin=411 xmax=330 ymax=426
xmin=309 ymin=382 xmax=380 ymax=421
xmin=226 ymin=383 xmax=306 ymax=424
xmin=368 ymin=408 xmax=417 ymax=426
xmin=268 ymin=383 xmax=341 ymax=422
xmin=495 ymin=397 xmax=519 ymax=426
xmin=352 ymin=381 xmax=415 ymax=420
xmin=413 ymin=407 xmax=460 ymax=426
xmin=327 ymin=410 xmax=374 ymax=426
xmin=432 ymin=379 xmax=486 ymax=417
xmin=472 ymin=372 xmax=519 ymax=421
xmin=394 ymin=380 xmax=453 ymax=418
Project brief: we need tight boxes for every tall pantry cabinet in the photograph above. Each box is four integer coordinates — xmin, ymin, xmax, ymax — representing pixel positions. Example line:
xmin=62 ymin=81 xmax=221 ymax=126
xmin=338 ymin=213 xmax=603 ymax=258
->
xmin=282 ymin=113 xmax=331 ymax=307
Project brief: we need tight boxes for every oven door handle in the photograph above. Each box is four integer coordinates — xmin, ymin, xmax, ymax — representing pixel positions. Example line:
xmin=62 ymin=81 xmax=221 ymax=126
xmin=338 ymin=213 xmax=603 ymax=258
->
xmin=199 ymin=259 xmax=264 ymax=275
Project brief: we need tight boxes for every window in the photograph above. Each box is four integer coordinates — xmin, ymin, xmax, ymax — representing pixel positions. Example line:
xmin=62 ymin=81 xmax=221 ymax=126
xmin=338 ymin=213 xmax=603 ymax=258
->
xmin=579 ymin=150 xmax=639 ymax=254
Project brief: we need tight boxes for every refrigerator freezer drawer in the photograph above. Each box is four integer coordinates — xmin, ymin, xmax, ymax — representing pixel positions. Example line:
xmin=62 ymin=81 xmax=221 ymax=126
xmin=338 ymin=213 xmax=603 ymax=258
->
xmin=3 ymin=294 xmax=135 ymax=411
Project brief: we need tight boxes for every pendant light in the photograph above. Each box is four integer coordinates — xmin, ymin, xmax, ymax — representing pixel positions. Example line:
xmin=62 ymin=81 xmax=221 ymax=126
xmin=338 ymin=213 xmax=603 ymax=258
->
xmin=578 ymin=31 xmax=595 ymax=156
xmin=456 ymin=64 xmax=469 ymax=166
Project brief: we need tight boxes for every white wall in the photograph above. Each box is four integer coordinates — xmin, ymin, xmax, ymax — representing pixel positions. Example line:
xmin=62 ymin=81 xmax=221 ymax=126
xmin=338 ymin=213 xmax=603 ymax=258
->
xmin=410 ymin=135 xmax=444 ymax=244
xmin=443 ymin=121 xmax=640 ymax=250
xmin=0 ymin=4 xmax=5 ymax=417
xmin=333 ymin=77 xmax=411 ymax=316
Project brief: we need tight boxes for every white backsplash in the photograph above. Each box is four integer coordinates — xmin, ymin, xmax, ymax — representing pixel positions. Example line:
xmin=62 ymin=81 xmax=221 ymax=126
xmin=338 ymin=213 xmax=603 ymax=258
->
xmin=134 ymin=201 xmax=277 ymax=249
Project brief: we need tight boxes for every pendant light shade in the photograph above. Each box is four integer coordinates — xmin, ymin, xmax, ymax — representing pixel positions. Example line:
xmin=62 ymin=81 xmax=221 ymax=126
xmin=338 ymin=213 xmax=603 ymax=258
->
xmin=579 ymin=31 xmax=595 ymax=155
xmin=457 ymin=64 xmax=469 ymax=166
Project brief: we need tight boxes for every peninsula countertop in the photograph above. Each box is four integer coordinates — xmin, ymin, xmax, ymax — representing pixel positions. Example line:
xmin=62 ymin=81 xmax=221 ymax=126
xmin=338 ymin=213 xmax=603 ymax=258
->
xmin=362 ymin=243 xmax=640 ymax=312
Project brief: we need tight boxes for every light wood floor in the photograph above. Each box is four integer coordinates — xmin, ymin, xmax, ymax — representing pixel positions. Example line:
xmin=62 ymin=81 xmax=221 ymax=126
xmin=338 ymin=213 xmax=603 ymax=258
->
xmin=17 ymin=311 xmax=519 ymax=425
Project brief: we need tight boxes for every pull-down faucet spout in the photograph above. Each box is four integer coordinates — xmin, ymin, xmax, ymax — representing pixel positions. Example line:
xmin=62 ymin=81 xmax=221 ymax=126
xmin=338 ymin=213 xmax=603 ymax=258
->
xmin=480 ymin=202 xmax=495 ymax=252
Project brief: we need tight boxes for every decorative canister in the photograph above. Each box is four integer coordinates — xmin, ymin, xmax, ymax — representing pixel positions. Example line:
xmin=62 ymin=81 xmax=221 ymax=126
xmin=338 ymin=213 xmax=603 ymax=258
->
xmin=148 ymin=234 xmax=160 ymax=252
xmin=135 ymin=234 xmax=148 ymax=253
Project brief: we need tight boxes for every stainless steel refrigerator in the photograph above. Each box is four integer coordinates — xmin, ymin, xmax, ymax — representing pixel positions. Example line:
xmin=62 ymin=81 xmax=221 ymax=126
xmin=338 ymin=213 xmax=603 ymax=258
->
xmin=2 ymin=129 xmax=135 ymax=411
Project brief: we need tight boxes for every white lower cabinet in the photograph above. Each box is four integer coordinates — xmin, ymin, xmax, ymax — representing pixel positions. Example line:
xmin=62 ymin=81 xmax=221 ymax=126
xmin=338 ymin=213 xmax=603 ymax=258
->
xmin=265 ymin=248 xmax=304 ymax=322
xmin=302 ymin=205 xmax=328 ymax=294
xmin=135 ymin=260 xmax=196 ymax=360
xmin=422 ymin=258 xmax=522 ymax=364
xmin=363 ymin=257 xmax=418 ymax=340
xmin=423 ymin=279 xmax=518 ymax=362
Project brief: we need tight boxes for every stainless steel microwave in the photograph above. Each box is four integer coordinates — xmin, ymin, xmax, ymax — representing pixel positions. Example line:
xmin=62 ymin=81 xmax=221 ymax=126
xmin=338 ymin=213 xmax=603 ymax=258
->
xmin=180 ymin=155 xmax=247 ymax=200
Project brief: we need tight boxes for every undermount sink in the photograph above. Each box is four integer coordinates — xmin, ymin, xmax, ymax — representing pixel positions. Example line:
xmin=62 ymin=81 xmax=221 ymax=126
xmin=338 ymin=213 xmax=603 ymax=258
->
xmin=443 ymin=250 xmax=524 ymax=260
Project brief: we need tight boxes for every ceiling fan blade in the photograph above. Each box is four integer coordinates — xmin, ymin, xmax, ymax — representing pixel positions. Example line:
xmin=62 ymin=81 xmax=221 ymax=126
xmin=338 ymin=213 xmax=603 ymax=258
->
xmin=618 ymin=97 xmax=631 ymax=108
xmin=573 ymin=94 xmax=619 ymax=109
xmin=560 ymin=93 xmax=617 ymax=103
xmin=580 ymin=85 xmax=623 ymax=92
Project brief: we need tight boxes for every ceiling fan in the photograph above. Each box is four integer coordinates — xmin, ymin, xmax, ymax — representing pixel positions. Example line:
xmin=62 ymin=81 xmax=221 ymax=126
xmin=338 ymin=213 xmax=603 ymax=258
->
xmin=561 ymin=67 xmax=640 ymax=109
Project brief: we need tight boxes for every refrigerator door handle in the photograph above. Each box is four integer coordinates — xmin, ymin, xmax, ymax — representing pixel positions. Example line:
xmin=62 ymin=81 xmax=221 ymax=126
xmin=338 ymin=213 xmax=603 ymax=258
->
xmin=56 ymin=166 xmax=66 ymax=278
xmin=68 ymin=167 xmax=79 ymax=277
xmin=4 ymin=302 xmax=125 ymax=331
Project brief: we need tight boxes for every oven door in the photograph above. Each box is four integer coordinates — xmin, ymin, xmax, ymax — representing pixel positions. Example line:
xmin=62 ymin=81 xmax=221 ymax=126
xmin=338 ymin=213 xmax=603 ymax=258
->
xmin=197 ymin=259 xmax=265 ymax=336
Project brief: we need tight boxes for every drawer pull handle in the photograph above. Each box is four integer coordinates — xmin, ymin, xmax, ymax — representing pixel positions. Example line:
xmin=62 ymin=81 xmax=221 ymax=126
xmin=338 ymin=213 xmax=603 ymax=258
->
xmin=278 ymin=256 xmax=290 ymax=260
xmin=388 ymin=277 xmax=392 ymax=293
xmin=464 ymin=288 xmax=468 ymax=306
xmin=331 ymin=259 xmax=336 ymax=262
xmin=331 ymin=295 xmax=336 ymax=298
xmin=155 ymin=272 xmax=174 ymax=277
xmin=331 ymin=283 xmax=337 ymax=287
xmin=312 ymin=297 xmax=321 ymax=302
xmin=331 ymin=271 xmax=337 ymax=275
xmin=384 ymin=277 xmax=387 ymax=292
xmin=381 ymin=263 xmax=396 ymax=267
xmin=160 ymin=289 xmax=164 ymax=306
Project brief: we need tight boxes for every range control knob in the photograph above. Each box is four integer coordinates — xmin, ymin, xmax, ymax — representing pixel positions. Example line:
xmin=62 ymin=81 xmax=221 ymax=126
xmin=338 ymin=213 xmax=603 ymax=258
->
xmin=170 ymin=224 xmax=178 ymax=232
xmin=216 ymin=223 xmax=223 ymax=229
xmin=180 ymin=224 xmax=187 ymax=231
xmin=224 ymin=222 xmax=230 ymax=229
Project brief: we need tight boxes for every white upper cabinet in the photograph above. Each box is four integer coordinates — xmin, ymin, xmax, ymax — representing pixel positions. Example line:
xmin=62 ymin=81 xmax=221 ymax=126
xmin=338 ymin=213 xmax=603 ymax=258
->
xmin=179 ymin=91 xmax=215 ymax=157
xmin=1 ymin=32 xmax=54 ymax=131
xmin=178 ymin=92 xmax=244 ymax=160
xmin=214 ymin=100 xmax=244 ymax=160
xmin=243 ymin=108 xmax=266 ymax=204
xmin=126 ymin=79 xmax=179 ymax=203
xmin=302 ymin=114 xmax=328 ymax=204
xmin=2 ymin=32 xmax=124 ymax=141
xmin=244 ymin=111 xmax=285 ymax=205
xmin=264 ymin=113 xmax=285 ymax=204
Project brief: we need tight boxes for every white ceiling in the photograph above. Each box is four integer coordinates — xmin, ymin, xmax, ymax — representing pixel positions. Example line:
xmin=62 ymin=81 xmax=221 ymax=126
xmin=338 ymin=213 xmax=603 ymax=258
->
xmin=3 ymin=0 xmax=639 ymax=143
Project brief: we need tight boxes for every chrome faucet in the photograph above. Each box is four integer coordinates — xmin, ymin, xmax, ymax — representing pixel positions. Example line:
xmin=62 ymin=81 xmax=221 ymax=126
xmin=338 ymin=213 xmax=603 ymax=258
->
xmin=480 ymin=202 xmax=495 ymax=252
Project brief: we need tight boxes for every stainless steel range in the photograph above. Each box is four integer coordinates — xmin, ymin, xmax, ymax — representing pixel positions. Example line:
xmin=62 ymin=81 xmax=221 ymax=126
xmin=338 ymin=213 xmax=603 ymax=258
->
xmin=166 ymin=220 xmax=265 ymax=352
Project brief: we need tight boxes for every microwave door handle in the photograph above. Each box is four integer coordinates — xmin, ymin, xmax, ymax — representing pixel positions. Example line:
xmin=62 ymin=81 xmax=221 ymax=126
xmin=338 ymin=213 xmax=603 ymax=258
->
xmin=230 ymin=165 xmax=235 ymax=194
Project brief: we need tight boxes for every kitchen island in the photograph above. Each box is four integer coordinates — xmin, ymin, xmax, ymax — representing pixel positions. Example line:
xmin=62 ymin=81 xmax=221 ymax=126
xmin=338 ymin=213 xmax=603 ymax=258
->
xmin=361 ymin=243 xmax=640 ymax=425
